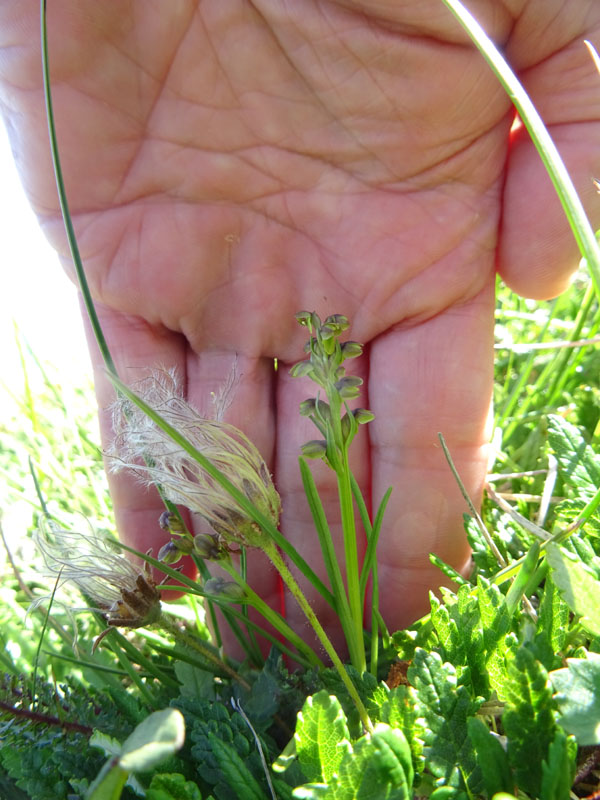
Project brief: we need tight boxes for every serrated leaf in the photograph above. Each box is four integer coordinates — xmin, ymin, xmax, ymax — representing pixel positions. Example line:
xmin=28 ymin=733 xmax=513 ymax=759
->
xmin=477 ymin=580 xmax=511 ymax=700
xmin=536 ymin=575 xmax=569 ymax=661
xmin=408 ymin=649 xmax=482 ymax=791
xmin=430 ymin=587 xmax=487 ymax=698
xmin=550 ymin=653 xmax=600 ymax=744
xmin=502 ymin=648 xmax=556 ymax=797
xmin=547 ymin=414 xmax=600 ymax=498
xmin=119 ymin=709 xmax=185 ymax=773
xmin=467 ymin=718 xmax=512 ymax=797
xmin=333 ymin=724 xmax=414 ymax=800
xmin=545 ymin=542 xmax=600 ymax=637
xmin=294 ymin=691 xmax=351 ymax=784
xmin=147 ymin=772 xmax=203 ymax=800
xmin=209 ymin=735 xmax=270 ymax=800
xmin=175 ymin=660 xmax=215 ymax=701
xmin=379 ymin=686 xmax=423 ymax=773
xmin=539 ymin=728 xmax=576 ymax=800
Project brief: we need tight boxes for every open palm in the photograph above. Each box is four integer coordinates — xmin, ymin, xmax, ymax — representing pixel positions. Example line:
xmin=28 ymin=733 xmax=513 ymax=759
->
xmin=2 ymin=0 xmax=599 ymax=648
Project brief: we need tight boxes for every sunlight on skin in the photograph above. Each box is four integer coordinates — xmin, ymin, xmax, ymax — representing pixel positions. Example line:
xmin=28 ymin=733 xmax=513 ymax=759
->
xmin=1 ymin=1 xmax=599 ymax=655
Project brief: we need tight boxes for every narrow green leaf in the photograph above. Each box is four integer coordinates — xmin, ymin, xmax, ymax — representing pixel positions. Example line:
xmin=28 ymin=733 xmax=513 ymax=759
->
xmin=467 ymin=718 xmax=513 ymax=797
xmin=85 ymin=760 xmax=128 ymax=800
xmin=539 ymin=728 xmax=576 ymax=800
xmin=504 ymin=542 xmax=540 ymax=617
xmin=545 ymin=542 xmax=600 ymax=637
xmin=536 ymin=575 xmax=569 ymax=658
xmin=294 ymin=691 xmax=351 ymax=784
xmin=550 ymin=653 xmax=600 ymax=745
xmin=298 ymin=457 xmax=348 ymax=621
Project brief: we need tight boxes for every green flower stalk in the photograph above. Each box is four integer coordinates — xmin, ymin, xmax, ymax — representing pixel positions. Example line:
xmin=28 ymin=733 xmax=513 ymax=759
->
xmin=108 ymin=370 xmax=281 ymax=549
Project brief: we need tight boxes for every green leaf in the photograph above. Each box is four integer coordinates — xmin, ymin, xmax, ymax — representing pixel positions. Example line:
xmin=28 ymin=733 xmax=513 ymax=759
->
xmin=119 ymin=709 xmax=186 ymax=772
xmin=536 ymin=575 xmax=569 ymax=665
xmin=408 ymin=649 xmax=482 ymax=791
xmin=477 ymin=580 xmax=512 ymax=700
xmin=502 ymin=648 xmax=556 ymax=797
xmin=545 ymin=542 xmax=600 ymax=637
xmin=379 ymin=686 xmax=423 ymax=774
xmin=467 ymin=718 xmax=512 ymax=797
xmin=550 ymin=653 xmax=600 ymax=744
xmin=175 ymin=660 xmax=216 ymax=701
xmin=147 ymin=773 xmax=204 ymax=800
xmin=539 ymin=728 xmax=576 ymax=800
xmin=335 ymin=724 xmax=414 ymax=800
xmin=209 ymin=736 xmax=271 ymax=800
xmin=547 ymin=414 xmax=600 ymax=498
xmin=430 ymin=587 xmax=488 ymax=698
xmin=294 ymin=691 xmax=351 ymax=784
xmin=294 ymin=724 xmax=414 ymax=800
xmin=85 ymin=760 xmax=128 ymax=800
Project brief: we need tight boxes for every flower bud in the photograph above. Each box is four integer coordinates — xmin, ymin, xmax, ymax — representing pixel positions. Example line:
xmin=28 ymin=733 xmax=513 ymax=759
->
xmin=158 ymin=511 xmax=185 ymax=535
xmin=301 ymin=439 xmax=328 ymax=459
xmin=289 ymin=361 xmax=314 ymax=379
xmin=340 ymin=411 xmax=357 ymax=442
xmin=334 ymin=375 xmax=363 ymax=399
xmin=353 ymin=408 xmax=375 ymax=424
xmin=299 ymin=398 xmax=317 ymax=417
xmin=340 ymin=341 xmax=363 ymax=360
xmin=157 ymin=541 xmax=182 ymax=565
xmin=204 ymin=577 xmax=246 ymax=602
xmin=193 ymin=533 xmax=225 ymax=560
xmin=295 ymin=310 xmax=313 ymax=327
xmin=323 ymin=314 xmax=349 ymax=332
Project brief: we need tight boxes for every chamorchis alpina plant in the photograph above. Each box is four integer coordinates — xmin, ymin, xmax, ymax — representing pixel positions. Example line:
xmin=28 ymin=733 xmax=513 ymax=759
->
xmin=104 ymin=331 xmax=378 ymax=728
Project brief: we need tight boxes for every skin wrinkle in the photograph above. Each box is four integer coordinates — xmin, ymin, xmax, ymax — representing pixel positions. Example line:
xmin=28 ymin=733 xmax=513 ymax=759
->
xmin=2 ymin=0 xmax=600 ymax=647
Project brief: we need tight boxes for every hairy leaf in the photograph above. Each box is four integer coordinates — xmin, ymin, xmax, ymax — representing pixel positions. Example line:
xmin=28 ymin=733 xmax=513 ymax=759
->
xmin=294 ymin=691 xmax=351 ymax=784
xmin=546 ymin=414 xmax=600 ymax=498
xmin=502 ymin=647 xmax=556 ymax=797
xmin=476 ymin=579 xmax=512 ymax=699
xmin=146 ymin=773 xmax=203 ymax=800
xmin=467 ymin=717 xmax=512 ymax=797
xmin=408 ymin=649 xmax=482 ymax=792
xmin=294 ymin=724 xmax=413 ymax=800
xmin=539 ymin=728 xmax=576 ymax=800
xmin=546 ymin=542 xmax=600 ymax=637
xmin=550 ymin=653 xmax=600 ymax=744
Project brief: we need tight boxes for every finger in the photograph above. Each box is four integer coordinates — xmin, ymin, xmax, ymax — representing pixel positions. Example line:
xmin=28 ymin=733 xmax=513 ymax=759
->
xmin=498 ymin=123 xmax=600 ymax=299
xmin=498 ymin=26 xmax=600 ymax=298
xmin=80 ymin=297 xmax=194 ymax=576
xmin=185 ymin=349 xmax=283 ymax=648
xmin=369 ymin=280 xmax=495 ymax=630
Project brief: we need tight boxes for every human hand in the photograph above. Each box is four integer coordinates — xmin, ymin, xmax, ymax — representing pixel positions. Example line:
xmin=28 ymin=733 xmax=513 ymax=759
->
xmin=1 ymin=1 xmax=599 ymax=650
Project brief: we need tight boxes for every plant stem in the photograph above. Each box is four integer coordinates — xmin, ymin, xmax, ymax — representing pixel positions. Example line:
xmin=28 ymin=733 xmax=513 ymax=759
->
xmin=159 ymin=613 xmax=251 ymax=690
xmin=219 ymin=561 xmax=324 ymax=668
xmin=440 ymin=0 xmax=600 ymax=299
xmin=261 ymin=539 xmax=373 ymax=733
